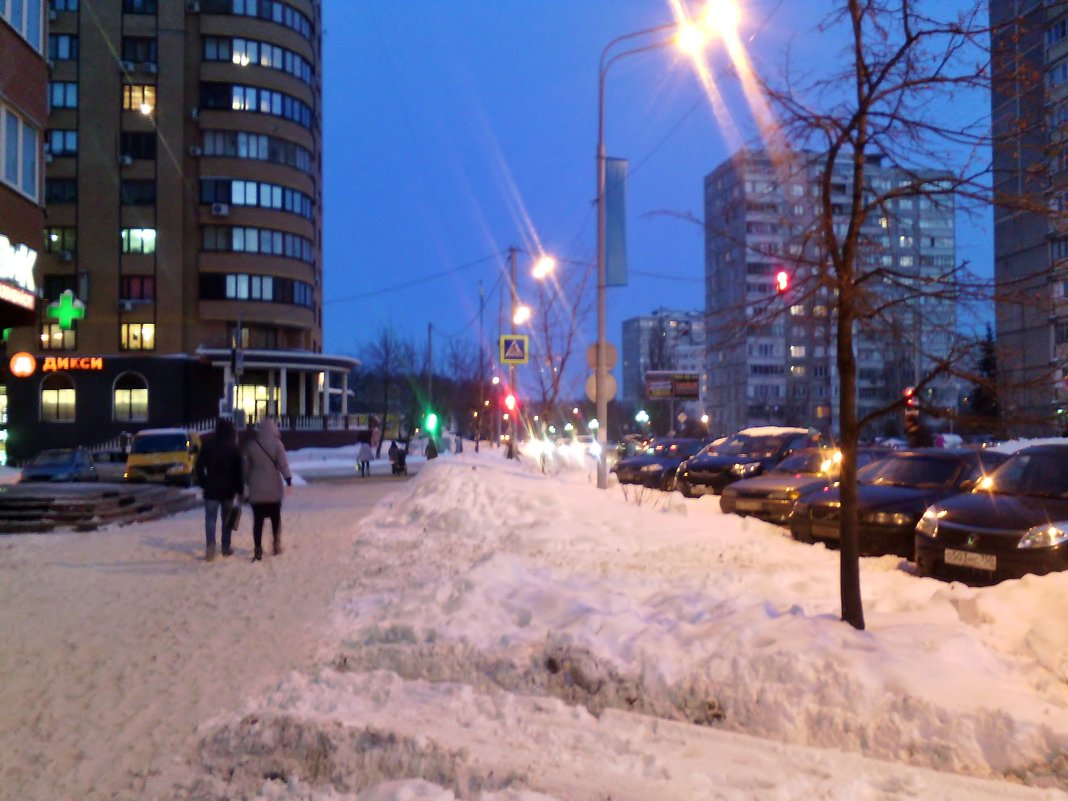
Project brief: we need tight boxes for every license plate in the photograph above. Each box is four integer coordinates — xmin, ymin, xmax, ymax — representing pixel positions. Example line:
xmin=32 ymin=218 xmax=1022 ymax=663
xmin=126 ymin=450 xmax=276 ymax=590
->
xmin=812 ymin=522 xmax=839 ymax=540
xmin=944 ymin=548 xmax=996 ymax=571
xmin=735 ymin=499 xmax=764 ymax=511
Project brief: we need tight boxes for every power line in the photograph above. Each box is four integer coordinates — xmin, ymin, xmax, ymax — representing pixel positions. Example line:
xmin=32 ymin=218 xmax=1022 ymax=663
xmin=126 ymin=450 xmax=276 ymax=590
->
xmin=324 ymin=253 xmax=499 ymax=305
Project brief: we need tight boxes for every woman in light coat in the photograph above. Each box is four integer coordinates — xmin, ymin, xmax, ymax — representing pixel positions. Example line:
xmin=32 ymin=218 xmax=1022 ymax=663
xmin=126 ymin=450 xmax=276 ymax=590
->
xmin=242 ymin=417 xmax=292 ymax=561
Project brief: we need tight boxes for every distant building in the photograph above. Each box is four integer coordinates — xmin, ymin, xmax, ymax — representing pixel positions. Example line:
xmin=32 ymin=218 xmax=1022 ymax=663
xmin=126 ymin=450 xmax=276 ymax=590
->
xmin=703 ymin=148 xmax=958 ymax=436
xmin=621 ymin=307 xmax=707 ymax=407
xmin=4 ymin=0 xmax=357 ymax=461
xmin=991 ymin=2 xmax=1068 ymax=433
xmin=0 ymin=1 xmax=48 ymax=463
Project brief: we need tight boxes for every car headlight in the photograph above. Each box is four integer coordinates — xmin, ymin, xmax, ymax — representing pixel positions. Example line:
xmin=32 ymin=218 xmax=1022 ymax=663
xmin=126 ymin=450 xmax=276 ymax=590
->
xmin=640 ymin=464 xmax=663 ymax=473
xmin=1018 ymin=522 xmax=1068 ymax=549
xmin=862 ymin=511 xmax=915 ymax=527
xmin=768 ymin=490 xmax=800 ymax=501
xmin=916 ymin=506 xmax=945 ymax=537
xmin=731 ymin=462 xmax=761 ymax=476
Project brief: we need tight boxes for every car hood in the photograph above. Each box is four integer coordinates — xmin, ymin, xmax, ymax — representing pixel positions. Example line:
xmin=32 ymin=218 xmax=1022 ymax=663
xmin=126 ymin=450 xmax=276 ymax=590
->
xmin=812 ymin=483 xmax=954 ymax=513
xmin=724 ymin=473 xmax=826 ymax=495
xmin=22 ymin=466 xmax=71 ymax=478
xmin=937 ymin=492 xmax=1068 ymax=529
xmin=685 ymin=454 xmax=767 ymax=471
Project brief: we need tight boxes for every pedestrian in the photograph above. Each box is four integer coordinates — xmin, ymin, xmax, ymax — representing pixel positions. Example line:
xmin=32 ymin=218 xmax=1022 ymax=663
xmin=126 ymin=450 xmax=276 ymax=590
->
xmin=195 ymin=417 xmax=243 ymax=562
xmin=357 ymin=439 xmax=373 ymax=477
xmin=425 ymin=437 xmax=438 ymax=460
xmin=242 ymin=416 xmax=292 ymax=561
xmin=388 ymin=439 xmax=400 ymax=474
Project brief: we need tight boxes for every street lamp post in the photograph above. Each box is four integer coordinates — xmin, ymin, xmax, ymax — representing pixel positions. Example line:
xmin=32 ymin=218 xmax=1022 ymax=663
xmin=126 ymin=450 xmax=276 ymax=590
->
xmin=594 ymin=20 xmax=701 ymax=489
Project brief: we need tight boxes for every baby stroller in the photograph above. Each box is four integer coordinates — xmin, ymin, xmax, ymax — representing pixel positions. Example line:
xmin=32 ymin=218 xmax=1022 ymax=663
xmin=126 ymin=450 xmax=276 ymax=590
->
xmin=390 ymin=447 xmax=408 ymax=476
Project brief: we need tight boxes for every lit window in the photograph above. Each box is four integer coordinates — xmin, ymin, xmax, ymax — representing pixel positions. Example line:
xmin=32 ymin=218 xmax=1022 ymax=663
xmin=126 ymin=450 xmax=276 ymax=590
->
xmin=120 ymin=323 xmax=156 ymax=351
xmin=41 ymin=374 xmax=76 ymax=422
xmin=113 ymin=372 xmax=149 ymax=421
xmin=121 ymin=228 xmax=157 ymax=254
xmin=790 ymin=345 xmax=806 ymax=359
xmin=40 ymin=322 xmax=76 ymax=350
xmin=122 ymin=84 xmax=156 ymax=115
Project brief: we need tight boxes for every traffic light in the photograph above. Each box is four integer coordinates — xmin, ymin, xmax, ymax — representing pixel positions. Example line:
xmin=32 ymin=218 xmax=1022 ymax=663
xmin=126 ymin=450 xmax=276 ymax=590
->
xmin=425 ymin=411 xmax=439 ymax=434
xmin=775 ymin=269 xmax=790 ymax=294
xmin=504 ymin=393 xmax=517 ymax=412
xmin=904 ymin=386 xmax=919 ymax=418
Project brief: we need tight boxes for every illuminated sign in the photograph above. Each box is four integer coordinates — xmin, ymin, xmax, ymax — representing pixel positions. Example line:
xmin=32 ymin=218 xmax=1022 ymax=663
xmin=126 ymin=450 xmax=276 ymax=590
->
xmin=0 ymin=235 xmax=37 ymax=292
xmin=9 ymin=352 xmax=36 ymax=377
xmin=42 ymin=356 xmax=103 ymax=372
xmin=0 ymin=281 xmax=36 ymax=310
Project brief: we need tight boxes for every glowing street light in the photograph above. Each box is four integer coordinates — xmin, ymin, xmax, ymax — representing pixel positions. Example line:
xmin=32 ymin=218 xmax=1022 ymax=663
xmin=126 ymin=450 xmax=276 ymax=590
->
xmin=512 ymin=304 xmax=532 ymax=326
xmin=531 ymin=255 xmax=556 ymax=280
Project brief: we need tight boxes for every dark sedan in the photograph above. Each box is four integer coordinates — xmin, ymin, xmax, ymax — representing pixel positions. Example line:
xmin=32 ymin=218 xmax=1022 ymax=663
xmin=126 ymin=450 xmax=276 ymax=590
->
xmin=789 ymin=448 xmax=1008 ymax=558
xmin=720 ymin=447 xmax=891 ymax=523
xmin=915 ymin=444 xmax=1068 ymax=583
xmin=674 ymin=427 xmax=820 ymax=497
xmin=612 ymin=438 xmax=708 ymax=491
xmin=19 ymin=447 xmax=100 ymax=483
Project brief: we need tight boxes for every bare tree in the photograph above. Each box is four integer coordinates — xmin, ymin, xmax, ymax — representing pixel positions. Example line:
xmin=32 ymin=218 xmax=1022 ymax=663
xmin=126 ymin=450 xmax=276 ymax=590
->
xmin=744 ymin=1 xmax=1044 ymax=629
xmin=363 ymin=326 xmax=416 ymax=457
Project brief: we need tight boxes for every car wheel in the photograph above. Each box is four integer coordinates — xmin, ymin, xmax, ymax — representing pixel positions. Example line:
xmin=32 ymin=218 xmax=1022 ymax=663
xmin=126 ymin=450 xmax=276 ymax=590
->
xmin=676 ymin=479 xmax=694 ymax=498
xmin=661 ymin=473 xmax=676 ymax=492
xmin=791 ymin=526 xmax=814 ymax=544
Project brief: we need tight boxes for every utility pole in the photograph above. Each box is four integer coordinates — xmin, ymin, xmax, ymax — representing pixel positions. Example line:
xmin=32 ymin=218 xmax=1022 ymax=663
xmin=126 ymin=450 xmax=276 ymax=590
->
xmin=477 ymin=281 xmax=484 ymax=453
xmin=507 ymin=246 xmax=518 ymax=459
xmin=426 ymin=322 xmax=433 ymax=414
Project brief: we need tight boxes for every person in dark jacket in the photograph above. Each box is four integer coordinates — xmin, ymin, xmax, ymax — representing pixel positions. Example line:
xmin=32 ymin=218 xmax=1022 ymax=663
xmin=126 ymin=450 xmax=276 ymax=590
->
xmin=195 ymin=417 xmax=243 ymax=562
xmin=242 ymin=416 xmax=292 ymax=561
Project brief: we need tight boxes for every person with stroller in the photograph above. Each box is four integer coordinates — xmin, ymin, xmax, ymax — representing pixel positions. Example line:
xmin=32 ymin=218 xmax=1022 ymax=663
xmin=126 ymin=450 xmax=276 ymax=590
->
xmin=388 ymin=440 xmax=407 ymax=475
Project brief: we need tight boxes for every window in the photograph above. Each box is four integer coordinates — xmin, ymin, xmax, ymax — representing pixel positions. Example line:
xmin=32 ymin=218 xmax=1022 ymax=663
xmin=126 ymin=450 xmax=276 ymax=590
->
xmin=3 ymin=0 xmax=44 ymax=52
xmin=1050 ymin=18 xmax=1068 ymax=47
xmin=40 ymin=322 xmax=76 ymax=350
xmin=44 ymin=227 xmax=76 ymax=255
xmin=47 ymin=129 xmax=77 ymax=156
xmin=121 ymin=180 xmax=155 ymax=205
xmin=200 ymin=178 xmax=313 ymax=218
xmin=41 ymin=274 xmax=76 ymax=300
xmin=121 ymin=228 xmax=157 ymax=254
xmin=113 ymin=372 xmax=149 ymax=422
xmin=120 ymin=131 xmax=156 ymax=160
xmin=41 ymin=373 xmax=76 ymax=422
xmin=122 ymin=84 xmax=156 ymax=115
xmin=201 ymin=226 xmax=314 ymax=262
xmin=200 ymin=83 xmax=313 ymax=129
xmin=120 ymin=275 xmax=155 ymax=300
xmin=203 ymin=36 xmax=313 ymax=85
xmin=121 ymin=37 xmax=157 ymax=64
xmin=2 ymin=104 xmax=40 ymax=200
xmin=45 ymin=178 xmax=77 ymax=204
xmin=199 ymin=0 xmax=314 ymax=42
xmin=122 ymin=0 xmax=156 ymax=12
xmin=200 ymin=273 xmax=313 ymax=309
xmin=201 ymin=129 xmax=313 ymax=174
xmin=789 ymin=345 xmax=806 ymax=359
xmin=121 ymin=322 xmax=155 ymax=351
xmin=49 ymin=82 xmax=78 ymax=109
xmin=48 ymin=34 xmax=78 ymax=60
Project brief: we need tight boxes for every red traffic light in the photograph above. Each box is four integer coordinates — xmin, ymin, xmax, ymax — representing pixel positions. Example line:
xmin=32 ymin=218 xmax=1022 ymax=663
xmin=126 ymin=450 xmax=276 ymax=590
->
xmin=775 ymin=270 xmax=790 ymax=294
xmin=904 ymin=386 xmax=918 ymax=408
xmin=504 ymin=393 xmax=517 ymax=411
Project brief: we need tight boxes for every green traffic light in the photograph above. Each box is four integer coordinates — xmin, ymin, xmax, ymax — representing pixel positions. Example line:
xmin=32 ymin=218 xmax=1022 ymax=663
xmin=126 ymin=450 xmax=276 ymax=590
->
xmin=425 ymin=412 xmax=439 ymax=433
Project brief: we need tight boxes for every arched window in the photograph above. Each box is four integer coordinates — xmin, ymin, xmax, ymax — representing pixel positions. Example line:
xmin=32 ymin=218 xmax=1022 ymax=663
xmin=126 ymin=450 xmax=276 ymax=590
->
xmin=113 ymin=371 xmax=149 ymax=422
xmin=41 ymin=373 xmax=76 ymax=422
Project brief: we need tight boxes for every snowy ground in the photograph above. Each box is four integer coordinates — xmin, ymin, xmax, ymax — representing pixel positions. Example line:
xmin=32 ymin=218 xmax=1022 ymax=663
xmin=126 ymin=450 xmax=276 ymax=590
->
xmin=1 ymin=442 xmax=1067 ymax=801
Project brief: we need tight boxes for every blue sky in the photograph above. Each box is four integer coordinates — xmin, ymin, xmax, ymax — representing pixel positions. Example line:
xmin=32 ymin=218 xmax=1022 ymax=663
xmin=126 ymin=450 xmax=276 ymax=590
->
xmin=321 ymin=1 xmax=994 ymax=390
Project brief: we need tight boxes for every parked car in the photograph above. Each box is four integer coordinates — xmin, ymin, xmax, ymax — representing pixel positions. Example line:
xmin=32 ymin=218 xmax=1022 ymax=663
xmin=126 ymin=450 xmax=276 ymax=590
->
xmin=790 ymin=447 xmax=1009 ymax=558
xmin=719 ymin=447 xmax=891 ymax=523
xmin=612 ymin=437 xmax=708 ymax=491
xmin=20 ymin=447 xmax=99 ymax=483
xmin=915 ymin=444 xmax=1068 ymax=583
xmin=674 ymin=426 xmax=821 ymax=497
xmin=124 ymin=428 xmax=202 ymax=486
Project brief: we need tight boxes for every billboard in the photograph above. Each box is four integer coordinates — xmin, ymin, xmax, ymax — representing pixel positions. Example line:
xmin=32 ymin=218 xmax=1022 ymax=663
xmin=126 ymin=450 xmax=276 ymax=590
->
xmin=644 ymin=371 xmax=700 ymax=400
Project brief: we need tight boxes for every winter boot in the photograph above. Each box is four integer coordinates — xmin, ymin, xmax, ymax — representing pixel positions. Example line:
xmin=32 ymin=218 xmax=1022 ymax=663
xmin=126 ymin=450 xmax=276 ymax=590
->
xmin=272 ymin=534 xmax=282 ymax=556
xmin=205 ymin=544 xmax=216 ymax=562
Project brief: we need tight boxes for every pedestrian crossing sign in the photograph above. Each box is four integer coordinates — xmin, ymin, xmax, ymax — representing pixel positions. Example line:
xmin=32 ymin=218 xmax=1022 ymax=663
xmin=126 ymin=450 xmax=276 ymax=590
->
xmin=500 ymin=334 xmax=529 ymax=365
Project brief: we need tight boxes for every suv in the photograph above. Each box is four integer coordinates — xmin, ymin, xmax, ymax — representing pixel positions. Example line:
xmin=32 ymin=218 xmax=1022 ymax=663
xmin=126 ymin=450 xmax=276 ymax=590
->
xmin=674 ymin=426 xmax=821 ymax=497
xmin=124 ymin=428 xmax=202 ymax=486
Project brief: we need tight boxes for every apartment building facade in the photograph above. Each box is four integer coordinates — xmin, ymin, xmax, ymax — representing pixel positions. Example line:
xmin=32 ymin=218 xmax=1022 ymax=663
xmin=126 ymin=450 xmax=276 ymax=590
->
xmin=621 ymin=307 xmax=707 ymax=409
xmin=703 ymin=149 xmax=958 ymax=437
xmin=4 ymin=0 xmax=355 ymax=461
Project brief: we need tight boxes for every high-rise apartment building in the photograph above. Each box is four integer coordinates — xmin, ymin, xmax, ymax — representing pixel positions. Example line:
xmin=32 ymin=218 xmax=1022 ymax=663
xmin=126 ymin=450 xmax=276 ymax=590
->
xmin=703 ymin=149 xmax=958 ymax=436
xmin=621 ymin=308 xmax=707 ymax=408
xmin=4 ymin=0 xmax=355 ymax=461
xmin=991 ymin=1 xmax=1068 ymax=433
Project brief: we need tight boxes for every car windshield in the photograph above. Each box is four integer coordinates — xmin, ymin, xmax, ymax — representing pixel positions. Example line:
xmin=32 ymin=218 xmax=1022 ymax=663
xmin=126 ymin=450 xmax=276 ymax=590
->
xmin=984 ymin=451 xmax=1068 ymax=498
xmin=772 ymin=450 xmax=827 ymax=474
xmin=856 ymin=454 xmax=962 ymax=489
xmin=31 ymin=450 xmax=74 ymax=466
xmin=714 ymin=434 xmax=788 ymax=459
xmin=131 ymin=434 xmax=189 ymax=454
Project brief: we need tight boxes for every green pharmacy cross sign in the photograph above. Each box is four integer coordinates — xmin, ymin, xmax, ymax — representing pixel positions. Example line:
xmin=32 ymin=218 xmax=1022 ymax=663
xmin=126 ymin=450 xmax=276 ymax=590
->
xmin=47 ymin=289 xmax=86 ymax=330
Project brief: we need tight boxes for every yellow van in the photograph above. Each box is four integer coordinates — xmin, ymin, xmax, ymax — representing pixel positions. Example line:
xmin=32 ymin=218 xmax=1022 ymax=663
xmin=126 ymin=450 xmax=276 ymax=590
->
xmin=124 ymin=428 xmax=202 ymax=487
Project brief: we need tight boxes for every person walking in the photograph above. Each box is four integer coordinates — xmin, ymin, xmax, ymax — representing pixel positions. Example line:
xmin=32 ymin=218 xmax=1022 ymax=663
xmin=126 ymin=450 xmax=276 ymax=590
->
xmin=195 ymin=417 xmax=243 ymax=562
xmin=425 ymin=437 xmax=438 ymax=460
xmin=357 ymin=440 xmax=373 ymax=477
xmin=242 ymin=416 xmax=292 ymax=561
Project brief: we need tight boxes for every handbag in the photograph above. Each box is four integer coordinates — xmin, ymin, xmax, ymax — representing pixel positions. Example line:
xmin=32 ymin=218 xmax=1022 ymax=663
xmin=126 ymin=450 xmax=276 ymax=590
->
xmin=226 ymin=503 xmax=242 ymax=530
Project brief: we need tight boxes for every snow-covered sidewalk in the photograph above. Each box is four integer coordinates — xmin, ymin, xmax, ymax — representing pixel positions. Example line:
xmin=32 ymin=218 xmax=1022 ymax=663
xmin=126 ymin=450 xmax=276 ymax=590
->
xmin=1 ymin=446 xmax=1067 ymax=800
